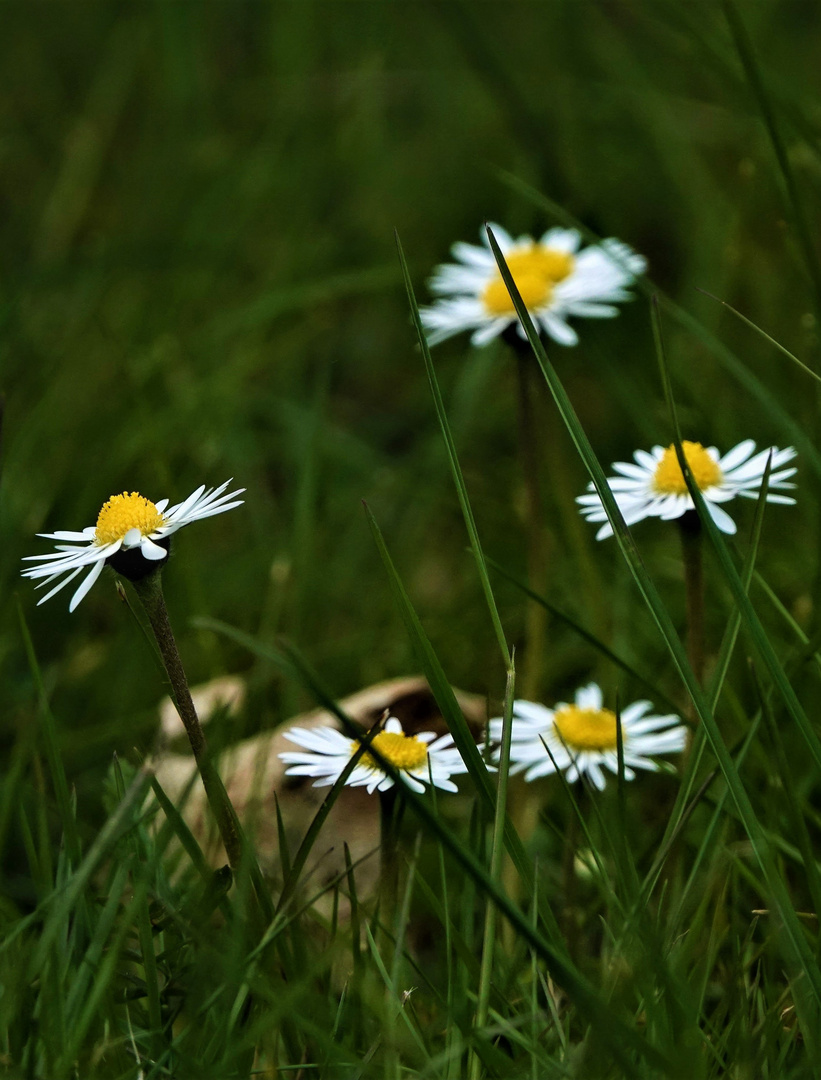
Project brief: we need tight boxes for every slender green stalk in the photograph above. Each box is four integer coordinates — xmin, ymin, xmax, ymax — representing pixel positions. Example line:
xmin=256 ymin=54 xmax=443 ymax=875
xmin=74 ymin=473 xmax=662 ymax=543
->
xmin=679 ymin=511 xmax=705 ymax=730
xmin=132 ymin=570 xmax=244 ymax=873
xmin=486 ymin=555 xmax=678 ymax=711
xmin=512 ymin=346 xmax=549 ymax=700
xmin=696 ymin=288 xmax=821 ymax=387
xmin=469 ymin=661 xmax=516 ymax=1080
xmin=131 ymin=572 xmax=274 ymax=929
xmin=378 ymin=785 xmax=400 ymax=964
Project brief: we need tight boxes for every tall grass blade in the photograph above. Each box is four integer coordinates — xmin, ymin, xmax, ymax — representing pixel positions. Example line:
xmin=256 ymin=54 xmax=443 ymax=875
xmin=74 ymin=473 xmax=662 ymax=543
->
xmin=395 ymin=229 xmax=511 ymax=669
xmin=487 ymin=555 xmax=678 ymax=712
xmin=722 ymin=0 xmax=821 ymax=315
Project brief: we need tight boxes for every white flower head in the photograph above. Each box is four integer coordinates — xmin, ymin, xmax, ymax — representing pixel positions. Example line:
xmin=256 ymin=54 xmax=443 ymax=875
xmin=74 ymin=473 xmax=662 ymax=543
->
xmin=420 ymin=224 xmax=646 ymax=349
xmin=22 ymin=480 xmax=244 ymax=611
xmin=279 ymin=716 xmax=468 ymax=795
xmin=577 ymin=439 xmax=796 ymax=540
xmin=489 ymin=683 xmax=686 ymax=791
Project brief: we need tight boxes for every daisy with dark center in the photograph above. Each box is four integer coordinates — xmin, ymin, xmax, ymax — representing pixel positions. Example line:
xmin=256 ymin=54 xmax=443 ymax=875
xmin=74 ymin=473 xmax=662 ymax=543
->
xmin=279 ymin=717 xmax=467 ymax=795
xmin=22 ymin=480 xmax=244 ymax=611
xmin=489 ymin=683 xmax=686 ymax=791
xmin=420 ymin=224 xmax=646 ymax=348
xmin=576 ymin=439 xmax=796 ymax=540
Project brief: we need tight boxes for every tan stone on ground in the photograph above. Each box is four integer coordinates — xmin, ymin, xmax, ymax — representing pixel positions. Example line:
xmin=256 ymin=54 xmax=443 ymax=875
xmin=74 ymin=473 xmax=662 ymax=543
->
xmin=153 ymin=676 xmax=487 ymax=913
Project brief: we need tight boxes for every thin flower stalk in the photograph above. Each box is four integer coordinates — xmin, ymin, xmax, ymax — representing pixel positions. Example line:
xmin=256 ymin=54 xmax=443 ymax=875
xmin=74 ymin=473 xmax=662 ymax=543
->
xmin=469 ymin=663 xmax=516 ymax=1080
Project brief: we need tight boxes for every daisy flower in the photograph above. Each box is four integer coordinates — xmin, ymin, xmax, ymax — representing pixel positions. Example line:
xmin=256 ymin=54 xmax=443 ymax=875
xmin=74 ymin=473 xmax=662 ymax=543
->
xmin=279 ymin=716 xmax=468 ymax=795
xmin=489 ymin=683 xmax=686 ymax=791
xmin=22 ymin=480 xmax=244 ymax=612
xmin=420 ymin=224 xmax=646 ymax=348
xmin=577 ymin=439 xmax=797 ymax=540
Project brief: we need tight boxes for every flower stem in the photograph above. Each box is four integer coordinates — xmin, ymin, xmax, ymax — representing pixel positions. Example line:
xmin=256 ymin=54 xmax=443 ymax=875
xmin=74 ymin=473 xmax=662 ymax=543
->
xmin=378 ymin=785 xmax=401 ymax=952
xmin=513 ymin=345 xmax=549 ymax=701
xmin=131 ymin=571 xmax=245 ymax=873
xmin=469 ymin=662 xmax=516 ymax=1080
xmin=679 ymin=511 xmax=705 ymax=691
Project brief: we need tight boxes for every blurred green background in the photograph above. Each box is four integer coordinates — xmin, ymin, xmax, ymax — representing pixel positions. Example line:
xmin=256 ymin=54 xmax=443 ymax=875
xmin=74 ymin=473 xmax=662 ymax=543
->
xmin=3 ymin=1 xmax=821 ymax=890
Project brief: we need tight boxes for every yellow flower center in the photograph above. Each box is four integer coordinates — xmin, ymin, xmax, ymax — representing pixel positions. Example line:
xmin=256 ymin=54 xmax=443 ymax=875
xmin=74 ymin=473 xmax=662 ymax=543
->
xmin=481 ymin=245 xmax=575 ymax=316
xmin=652 ymin=442 xmax=722 ymax=496
xmin=355 ymin=730 xmax=429 ymax=771
xmin=95 ymin=492 xmax=166 ymax=545
xmin=553 ymin=705 xmax=618 ymax=752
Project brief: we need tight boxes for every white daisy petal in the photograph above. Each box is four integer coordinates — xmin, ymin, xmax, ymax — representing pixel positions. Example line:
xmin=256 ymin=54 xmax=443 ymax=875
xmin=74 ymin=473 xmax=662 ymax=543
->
xmin=138 ymin=537 xmax=167 ymax=560
xmin=706 ymin=501 xmax=737 ymax=535
xmin=575 ymin=683 xmax=603 ymax=710
xmin=38 ymin=566 xmax=85 ymax=606
xmin=538 ymin=312 xmax=579 ymax=346
xmin=68 ymin=560 xmax=106 ymax=612
xmin=717 ymin=439 xmax=756 ymax=471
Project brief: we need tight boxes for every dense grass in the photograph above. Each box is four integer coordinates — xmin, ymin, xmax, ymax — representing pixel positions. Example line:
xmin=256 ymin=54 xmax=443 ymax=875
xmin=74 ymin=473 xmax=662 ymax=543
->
xmin=3 ymin=2 xmax=821 ymax=1076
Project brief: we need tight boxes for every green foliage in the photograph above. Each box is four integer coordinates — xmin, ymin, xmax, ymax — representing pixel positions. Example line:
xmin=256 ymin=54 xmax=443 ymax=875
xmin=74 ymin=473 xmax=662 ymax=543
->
xmin=2 ymin=1 xmax=821 ymax=1075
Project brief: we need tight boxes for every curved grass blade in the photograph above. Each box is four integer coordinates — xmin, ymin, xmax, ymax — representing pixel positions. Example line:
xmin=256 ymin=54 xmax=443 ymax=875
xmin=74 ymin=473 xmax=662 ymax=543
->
xmin=486 ymin=555 xmax=678 ymax=712
xmin=722 ymin=0 xmax=821 ymax=314
xmin=652 ymin=299 xmax=821 ymax=1014
xmin=469 ymin=664 xmax=516 ymax=1080
xmin=696 ymin=288 xmax=821 ymax=386
xmin=395 ymin=229 xmax=511 ymax=669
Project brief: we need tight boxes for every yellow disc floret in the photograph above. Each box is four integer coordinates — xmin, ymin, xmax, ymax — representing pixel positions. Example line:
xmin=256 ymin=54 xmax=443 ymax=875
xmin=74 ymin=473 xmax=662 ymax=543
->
xmin=95 ymin=492 xmax=166 ymax=545
xmin=481 ymin=244 xmax=575 ymax=317
xmin=652 ymin=442 xmax=722 ymax=496
xmin=553 ymin=705 xmax=618 ymax=752
xmin=356 ymin=730 xmax=429 ymax=771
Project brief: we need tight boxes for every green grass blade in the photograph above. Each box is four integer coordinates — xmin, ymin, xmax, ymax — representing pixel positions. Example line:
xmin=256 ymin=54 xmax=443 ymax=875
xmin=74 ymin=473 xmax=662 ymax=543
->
xmin=722 ymin=0 xmax=821 ymax=314
xmin=751 ymin=664 xmax=821 ymax=930
xmin=396 ymin=229 xmax=511 ymax=669
xmin=17 ymin=602 xmax=81 ymax=867
xmin=469 ymin=663 xmax=515 ymax=1080
xmin=696 ymin=288 xmax=821 ymax=386
xmin=28 ymin=762 xmax=154 ymax=979
xmin=486 ymin=554 xmax=678 ymax=712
